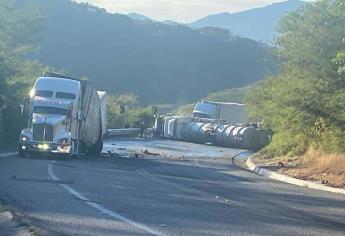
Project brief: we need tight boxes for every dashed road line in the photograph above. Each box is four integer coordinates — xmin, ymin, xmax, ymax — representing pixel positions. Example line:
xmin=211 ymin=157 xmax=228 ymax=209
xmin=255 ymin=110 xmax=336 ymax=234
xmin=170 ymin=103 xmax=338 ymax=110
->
xmin=47 ymin=161 xmax=168 ymax=236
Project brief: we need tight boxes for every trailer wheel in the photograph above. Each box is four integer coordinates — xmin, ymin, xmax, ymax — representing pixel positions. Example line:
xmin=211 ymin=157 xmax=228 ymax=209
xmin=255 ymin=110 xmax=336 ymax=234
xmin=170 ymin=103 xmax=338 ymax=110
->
xmin=95 ymin=139 xmax=103 ymax=154
xmin=90 ymin=137 xmax=103 ymax=155
xmin=89 ymin=118 xmax=103 ymax=155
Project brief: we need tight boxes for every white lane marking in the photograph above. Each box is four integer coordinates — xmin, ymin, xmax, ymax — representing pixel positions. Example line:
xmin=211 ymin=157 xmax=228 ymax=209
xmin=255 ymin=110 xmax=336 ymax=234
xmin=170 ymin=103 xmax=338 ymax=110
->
xmin=0 ymin=152 xmax=18 ymax=158
xmin=48 ymin=161 xmax=168 ymax=236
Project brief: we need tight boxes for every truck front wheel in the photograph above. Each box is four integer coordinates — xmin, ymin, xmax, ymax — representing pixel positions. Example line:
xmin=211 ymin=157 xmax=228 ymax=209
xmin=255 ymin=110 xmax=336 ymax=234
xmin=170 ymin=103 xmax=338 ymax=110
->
xmin=71 ymin=140 xmax=81 ymax=158
xmin=18 ymin=146 xmax=27 ymax=157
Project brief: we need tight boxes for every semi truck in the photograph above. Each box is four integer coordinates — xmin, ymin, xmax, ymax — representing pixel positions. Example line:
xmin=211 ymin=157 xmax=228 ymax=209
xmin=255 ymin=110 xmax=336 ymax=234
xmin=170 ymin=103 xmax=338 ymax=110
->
xmin=18 ymin=72 xmax=107 ymax=157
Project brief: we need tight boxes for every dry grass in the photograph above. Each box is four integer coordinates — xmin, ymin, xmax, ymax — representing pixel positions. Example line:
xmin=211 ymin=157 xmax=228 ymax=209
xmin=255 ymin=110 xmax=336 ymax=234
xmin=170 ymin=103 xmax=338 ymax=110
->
xmin=257 ymin=147 xmax=345 ymax=188
xmin=304 ymin=147 xmax=345 ymax=175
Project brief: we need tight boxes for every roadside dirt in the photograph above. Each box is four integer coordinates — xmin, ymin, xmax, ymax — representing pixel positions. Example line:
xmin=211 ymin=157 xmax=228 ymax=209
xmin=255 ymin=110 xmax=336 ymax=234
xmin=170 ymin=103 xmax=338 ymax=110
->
xmin=0 ymin=200 xmax=40 ymax=236
xmin=254 ymin=152 xmax=345 ymax=189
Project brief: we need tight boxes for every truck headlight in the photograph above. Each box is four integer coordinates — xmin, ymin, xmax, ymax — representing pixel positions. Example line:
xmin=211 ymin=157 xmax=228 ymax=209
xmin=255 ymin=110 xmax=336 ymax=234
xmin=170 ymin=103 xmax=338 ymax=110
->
xmin=38 ymin=144 xmax=50 ymax=150
xmin=20 ymin=135 xmax=29 ymax=142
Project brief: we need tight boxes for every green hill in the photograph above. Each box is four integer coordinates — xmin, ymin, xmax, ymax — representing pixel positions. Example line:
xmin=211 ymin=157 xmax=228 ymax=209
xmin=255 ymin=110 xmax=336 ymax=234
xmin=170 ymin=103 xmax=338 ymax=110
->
xmin=28 ymin=0 xmax=275 ymax=105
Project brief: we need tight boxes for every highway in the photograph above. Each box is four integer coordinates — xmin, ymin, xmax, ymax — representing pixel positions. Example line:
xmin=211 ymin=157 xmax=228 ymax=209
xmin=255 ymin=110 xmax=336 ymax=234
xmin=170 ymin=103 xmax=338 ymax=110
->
xmin=0 ymin=138 xmax=345 ymax=236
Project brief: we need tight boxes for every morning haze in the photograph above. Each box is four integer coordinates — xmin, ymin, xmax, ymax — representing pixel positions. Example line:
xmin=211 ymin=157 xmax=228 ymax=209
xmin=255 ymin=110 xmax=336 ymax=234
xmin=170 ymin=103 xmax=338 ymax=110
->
xmin=75 ymin=0 xmax=315 ymax=22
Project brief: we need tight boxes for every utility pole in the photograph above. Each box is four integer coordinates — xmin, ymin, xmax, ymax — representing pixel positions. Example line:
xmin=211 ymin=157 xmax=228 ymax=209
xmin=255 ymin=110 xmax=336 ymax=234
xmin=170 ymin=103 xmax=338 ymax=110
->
xmin=0 ymin=108 xmax=3 ymax=150
xmin=120 ymin=105 xmax=127 ymax=128
xmin=0 ymin=95 xmax=7 ymax=150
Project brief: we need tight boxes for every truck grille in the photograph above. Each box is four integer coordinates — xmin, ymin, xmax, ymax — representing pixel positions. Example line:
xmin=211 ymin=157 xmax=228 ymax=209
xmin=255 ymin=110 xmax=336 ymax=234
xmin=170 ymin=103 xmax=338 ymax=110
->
xmin=33 ymin=124 xmax=54 ymax=142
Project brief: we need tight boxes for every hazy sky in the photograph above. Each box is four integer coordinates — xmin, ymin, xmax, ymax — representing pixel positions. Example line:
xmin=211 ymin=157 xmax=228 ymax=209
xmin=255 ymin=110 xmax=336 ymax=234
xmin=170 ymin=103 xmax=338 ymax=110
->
xmin=74 ymin=0 xmax=313 ymax=23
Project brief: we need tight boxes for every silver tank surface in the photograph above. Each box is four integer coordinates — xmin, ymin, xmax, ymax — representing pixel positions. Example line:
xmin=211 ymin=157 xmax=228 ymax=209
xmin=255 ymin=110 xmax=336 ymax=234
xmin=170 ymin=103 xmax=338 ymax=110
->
xmin=156 ymin=115 xmax=271 ymax=151
xmin=181 ymin=122 xmax=213 ymax=144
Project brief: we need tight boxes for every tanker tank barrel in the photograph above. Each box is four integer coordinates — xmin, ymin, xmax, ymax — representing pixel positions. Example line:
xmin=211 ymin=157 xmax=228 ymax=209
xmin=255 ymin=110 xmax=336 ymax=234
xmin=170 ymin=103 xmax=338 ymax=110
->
xmin=154 ymin=115 xmax=271 ymax=152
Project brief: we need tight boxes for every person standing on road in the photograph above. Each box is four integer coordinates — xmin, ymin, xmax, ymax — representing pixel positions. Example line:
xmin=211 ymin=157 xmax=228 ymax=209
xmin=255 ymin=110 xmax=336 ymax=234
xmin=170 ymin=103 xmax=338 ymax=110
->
xmin=139 ymin=120 xmax=145 ymax=138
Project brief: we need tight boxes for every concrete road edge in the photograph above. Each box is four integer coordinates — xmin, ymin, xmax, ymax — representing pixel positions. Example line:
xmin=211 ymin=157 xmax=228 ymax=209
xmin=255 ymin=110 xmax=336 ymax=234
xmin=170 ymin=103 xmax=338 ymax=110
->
xmin=0 ymin=152 xmax=18 ymax=158
xmin=246 ymin=155 xmax=345 ymax=195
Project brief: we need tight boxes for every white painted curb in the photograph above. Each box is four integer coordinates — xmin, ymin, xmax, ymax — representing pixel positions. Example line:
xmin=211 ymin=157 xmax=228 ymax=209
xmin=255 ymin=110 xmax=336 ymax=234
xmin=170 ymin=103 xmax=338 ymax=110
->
xmin=0 ymin=152 xmax=18 ymax=158
xmin=247 ymin=156 xmax=345 ymax=195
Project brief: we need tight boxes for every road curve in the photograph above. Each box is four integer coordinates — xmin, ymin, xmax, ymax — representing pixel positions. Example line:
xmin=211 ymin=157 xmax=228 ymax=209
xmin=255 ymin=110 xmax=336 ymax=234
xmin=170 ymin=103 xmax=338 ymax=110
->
xmin=0 ymin=139 xmax=345 ymax=236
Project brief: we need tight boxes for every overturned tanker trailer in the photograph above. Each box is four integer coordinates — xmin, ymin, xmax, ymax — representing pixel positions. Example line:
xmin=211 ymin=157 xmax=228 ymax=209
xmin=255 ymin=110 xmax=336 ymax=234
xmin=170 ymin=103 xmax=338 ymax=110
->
xmin=154 ymin=116 xmax=271 ymax=152
xmin=212 ymin=124 xmax=270 ymax=151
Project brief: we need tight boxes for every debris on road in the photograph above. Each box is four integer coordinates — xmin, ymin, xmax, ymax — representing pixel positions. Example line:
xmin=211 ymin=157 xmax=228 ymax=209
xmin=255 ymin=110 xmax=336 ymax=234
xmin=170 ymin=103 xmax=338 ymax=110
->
xmin=106 ymin=151 xmax=122 ymax=158
xmin=0 ymin=201 xmax=34 ymax=236
xmin=142 ymin=149 xmax=160 ymax=156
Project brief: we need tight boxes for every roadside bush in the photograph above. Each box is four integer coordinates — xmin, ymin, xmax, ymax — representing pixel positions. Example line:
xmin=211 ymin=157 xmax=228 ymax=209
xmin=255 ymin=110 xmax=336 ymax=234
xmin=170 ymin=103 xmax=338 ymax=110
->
xmin=107 ymin=94 xmax=155 ymax=128
xmin=246 ymin=0 xmax=345 ymax=156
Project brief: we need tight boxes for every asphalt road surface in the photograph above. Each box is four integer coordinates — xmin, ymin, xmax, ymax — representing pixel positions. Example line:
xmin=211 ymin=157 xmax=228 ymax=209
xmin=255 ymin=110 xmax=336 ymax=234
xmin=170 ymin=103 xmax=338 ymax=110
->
xmin=0 ymin=138 xmax=345 ymax=236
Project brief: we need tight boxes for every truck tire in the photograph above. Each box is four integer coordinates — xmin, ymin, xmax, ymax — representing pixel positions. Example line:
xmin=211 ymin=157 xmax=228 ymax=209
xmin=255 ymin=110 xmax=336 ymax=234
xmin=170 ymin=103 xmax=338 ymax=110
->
xmin=90 ymin=137 xmax=103 ymax=155
xmin=71 ymin=140 xmax=82 ymax=158
xmin=18 ymin=146 xmax=27 ymax=157
xmin=89 ymin=119 xmax=103 ymax=155
xmin=61 ymin=154 xmax=71 ymax=161
xmin=96 ymin=139 xmax=103 ymax=154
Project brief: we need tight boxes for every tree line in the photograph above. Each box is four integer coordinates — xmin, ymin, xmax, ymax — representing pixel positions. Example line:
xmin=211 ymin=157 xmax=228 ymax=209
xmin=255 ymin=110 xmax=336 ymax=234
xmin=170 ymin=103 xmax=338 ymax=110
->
xmin=245 ymin=0 xmax=345 ymax=157
xmin=0 ymin=0 xmax=48 ymax=147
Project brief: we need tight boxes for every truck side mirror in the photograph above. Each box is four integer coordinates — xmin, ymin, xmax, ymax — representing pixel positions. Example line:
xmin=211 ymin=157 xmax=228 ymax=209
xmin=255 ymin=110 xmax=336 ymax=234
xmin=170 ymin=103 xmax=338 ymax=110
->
xmin=66 ymin=104 xmax=73 ymax=119
xmin=67 ymin=110 xmax=71 ymax=121
xmin=20 ymin=98 xmax=30 ymax=117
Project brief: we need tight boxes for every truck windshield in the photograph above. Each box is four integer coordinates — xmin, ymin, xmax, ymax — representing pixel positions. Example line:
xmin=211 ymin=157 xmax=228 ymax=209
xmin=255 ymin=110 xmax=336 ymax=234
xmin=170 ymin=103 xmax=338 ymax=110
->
xmin=193 ymin=112 xmax=210 ymax=119
xmin=56 ymin=92 xmax=76 ymax=99
xmin=34 ymin=106 xmax=67 ymax=115
xmin=36 ymin=90 xmax=53 ymax=97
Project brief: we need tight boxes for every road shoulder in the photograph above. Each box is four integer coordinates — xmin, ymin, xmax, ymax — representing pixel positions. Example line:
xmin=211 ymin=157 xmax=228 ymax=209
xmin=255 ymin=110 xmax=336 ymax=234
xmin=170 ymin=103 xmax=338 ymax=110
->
xmin=0 ymin=200 xmax=35 ymax=236
xmin=247 ymin=154 xmax=345 ymax=195
xmin=0 ymin=151 xmax=18 ymax=158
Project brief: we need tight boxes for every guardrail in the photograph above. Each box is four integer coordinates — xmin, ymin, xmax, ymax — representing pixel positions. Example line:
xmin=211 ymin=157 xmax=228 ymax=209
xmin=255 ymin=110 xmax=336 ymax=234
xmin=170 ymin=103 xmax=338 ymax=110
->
xmin=107 ymin=128 xmax=153 ymax=138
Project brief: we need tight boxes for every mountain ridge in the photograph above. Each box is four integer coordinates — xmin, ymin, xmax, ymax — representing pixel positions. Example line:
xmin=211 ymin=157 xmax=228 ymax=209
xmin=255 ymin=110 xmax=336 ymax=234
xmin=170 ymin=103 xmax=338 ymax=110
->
xmin=28 ymin=0 xmax=275 ymax=104
xmin=189 ymin=0 xmax=307 ymax=41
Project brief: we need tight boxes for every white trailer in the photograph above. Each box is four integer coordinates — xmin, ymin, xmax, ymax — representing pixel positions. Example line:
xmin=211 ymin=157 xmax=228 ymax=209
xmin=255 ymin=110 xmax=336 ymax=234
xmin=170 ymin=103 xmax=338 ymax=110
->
xmin=18 ymin=73 xmax=107 ymax=157
xmin=192 ymin=101 xmax=248 ymax=124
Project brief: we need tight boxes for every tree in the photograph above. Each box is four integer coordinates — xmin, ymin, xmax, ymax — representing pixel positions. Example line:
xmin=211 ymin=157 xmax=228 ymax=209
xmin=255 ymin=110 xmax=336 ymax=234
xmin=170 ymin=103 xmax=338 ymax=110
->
xmin=246 ymin=0 xmax=345 ymax=156
xmin=0 ymin=0 xmax=44 ymax=146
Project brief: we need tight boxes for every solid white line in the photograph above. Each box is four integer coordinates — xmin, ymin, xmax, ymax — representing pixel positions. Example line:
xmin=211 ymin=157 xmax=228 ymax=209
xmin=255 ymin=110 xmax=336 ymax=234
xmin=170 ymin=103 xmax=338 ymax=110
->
xmin=0 ymin=152 xmax=18 ymax=158
xmin=48 ymin=161 xmax=168 ymax=236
